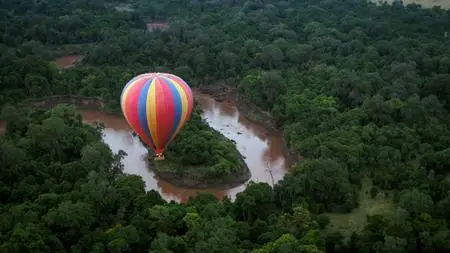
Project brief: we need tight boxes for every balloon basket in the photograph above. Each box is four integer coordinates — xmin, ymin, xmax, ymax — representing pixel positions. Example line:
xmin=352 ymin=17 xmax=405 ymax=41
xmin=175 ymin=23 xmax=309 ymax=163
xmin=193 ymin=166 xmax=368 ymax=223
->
xmin=154 ymin=155 xmax=165 ymax=161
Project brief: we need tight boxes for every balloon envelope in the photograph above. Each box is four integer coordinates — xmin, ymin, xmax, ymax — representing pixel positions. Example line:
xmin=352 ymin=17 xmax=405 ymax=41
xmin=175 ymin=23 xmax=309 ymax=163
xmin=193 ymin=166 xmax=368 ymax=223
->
xmin=120 ymin=72 xmax=194 ymax=155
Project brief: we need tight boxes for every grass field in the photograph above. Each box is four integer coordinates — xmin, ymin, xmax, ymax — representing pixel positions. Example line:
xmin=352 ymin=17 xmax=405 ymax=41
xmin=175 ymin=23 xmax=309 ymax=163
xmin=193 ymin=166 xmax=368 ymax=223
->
xmin=373 ymin=0 xmax=450 ymax=8
xmin=326 ymin=177 xmax=394 ymax=237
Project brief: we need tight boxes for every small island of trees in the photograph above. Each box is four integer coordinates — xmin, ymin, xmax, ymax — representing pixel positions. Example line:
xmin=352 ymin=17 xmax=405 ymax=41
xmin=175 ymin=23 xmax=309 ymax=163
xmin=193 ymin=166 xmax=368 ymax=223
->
xmin=149 ymin=107 xmax=250 ymax=188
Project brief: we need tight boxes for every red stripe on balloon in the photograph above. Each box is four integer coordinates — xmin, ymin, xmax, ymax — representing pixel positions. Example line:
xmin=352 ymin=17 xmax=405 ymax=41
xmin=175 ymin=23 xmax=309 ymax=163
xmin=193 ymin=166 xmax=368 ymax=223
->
xmin=159 ymin=79 xmax=176 ymax=150
xmin=154 ymin=78 xmax=163 ymax=153
xmin=154 ymin=78 xmax=166 ymax=154
xmin=124 ymin=78 xmax=154 ymax=149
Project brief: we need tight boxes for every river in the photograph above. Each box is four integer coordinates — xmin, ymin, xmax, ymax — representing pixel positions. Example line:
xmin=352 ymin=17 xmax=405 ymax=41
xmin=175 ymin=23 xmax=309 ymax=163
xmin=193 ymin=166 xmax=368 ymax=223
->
xmin=2 ymin=94 xmax=290 ymax=203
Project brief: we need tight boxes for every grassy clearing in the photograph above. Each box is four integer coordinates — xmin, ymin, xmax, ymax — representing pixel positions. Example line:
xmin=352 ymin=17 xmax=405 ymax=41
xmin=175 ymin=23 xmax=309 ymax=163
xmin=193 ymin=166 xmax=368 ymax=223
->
xmin=371 ymin=0 xmax=450 ymax=8
xmin=326 ymin=177 xmax=394 ymax=237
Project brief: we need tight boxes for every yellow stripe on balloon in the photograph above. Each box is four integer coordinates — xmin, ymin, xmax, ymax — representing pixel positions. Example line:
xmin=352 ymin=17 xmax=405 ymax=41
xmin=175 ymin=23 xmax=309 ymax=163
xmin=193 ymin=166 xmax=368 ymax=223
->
xmin=146 ymin=78 xmax=159 ymax=149
xmin=166 ymin=78 xmax=189 ymax=145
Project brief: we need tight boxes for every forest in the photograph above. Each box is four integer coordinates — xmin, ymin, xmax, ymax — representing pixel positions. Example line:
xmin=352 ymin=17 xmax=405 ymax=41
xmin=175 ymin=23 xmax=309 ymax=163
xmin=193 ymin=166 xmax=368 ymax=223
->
xmin=1 ymin=0 xmax=450 ymax=252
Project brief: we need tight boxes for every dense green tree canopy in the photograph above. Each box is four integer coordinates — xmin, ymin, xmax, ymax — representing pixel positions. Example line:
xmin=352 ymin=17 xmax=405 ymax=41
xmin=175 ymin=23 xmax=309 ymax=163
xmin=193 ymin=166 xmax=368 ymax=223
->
xmin=1 ymin=0 xmax=450 ymax=252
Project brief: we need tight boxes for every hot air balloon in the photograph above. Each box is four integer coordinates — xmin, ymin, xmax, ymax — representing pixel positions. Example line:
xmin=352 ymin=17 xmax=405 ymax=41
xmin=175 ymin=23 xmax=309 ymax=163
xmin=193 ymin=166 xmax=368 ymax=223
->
xmin=120 ymin=72 xmax=194 ymax=160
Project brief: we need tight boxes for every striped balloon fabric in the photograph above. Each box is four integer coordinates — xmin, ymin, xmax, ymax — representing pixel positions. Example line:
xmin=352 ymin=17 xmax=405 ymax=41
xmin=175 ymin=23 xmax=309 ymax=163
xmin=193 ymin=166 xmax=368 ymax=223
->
xmin=120 ymin=72 xmax=194 ymax=156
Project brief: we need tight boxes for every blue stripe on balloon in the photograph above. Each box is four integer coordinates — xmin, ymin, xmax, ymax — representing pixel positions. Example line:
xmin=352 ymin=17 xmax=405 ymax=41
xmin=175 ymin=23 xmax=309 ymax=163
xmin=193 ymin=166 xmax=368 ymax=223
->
xmin=166 ymin=78 xmax=183 ymax=141
xmin=138 ymin=78 xmax=154 ymax=148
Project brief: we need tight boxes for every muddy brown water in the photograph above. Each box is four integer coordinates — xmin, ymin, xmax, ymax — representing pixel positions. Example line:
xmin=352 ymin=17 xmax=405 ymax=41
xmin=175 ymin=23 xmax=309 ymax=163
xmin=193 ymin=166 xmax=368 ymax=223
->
xmin=0 ymin=94 xmax=291 ymax=202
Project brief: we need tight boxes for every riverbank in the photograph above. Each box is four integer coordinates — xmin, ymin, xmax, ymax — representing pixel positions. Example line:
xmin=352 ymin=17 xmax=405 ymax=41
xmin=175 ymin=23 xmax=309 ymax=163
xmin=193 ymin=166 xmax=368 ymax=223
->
xmin=196 ymin=85 xmax=298 ymax=167
xmin=195 ymin=85 xmax=279 ymax=134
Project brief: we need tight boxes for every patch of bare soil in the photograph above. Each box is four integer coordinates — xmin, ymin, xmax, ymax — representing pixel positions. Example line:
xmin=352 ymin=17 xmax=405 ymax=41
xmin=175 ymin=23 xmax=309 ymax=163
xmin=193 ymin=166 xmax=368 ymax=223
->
xmin=54 ymin=55 xmax=84 ymax=69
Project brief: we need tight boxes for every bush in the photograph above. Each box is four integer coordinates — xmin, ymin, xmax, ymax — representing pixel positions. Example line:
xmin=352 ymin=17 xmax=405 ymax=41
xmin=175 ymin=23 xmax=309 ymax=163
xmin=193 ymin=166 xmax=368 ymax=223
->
xmin=370 ymin=186 xmax=379 ymax=199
